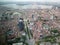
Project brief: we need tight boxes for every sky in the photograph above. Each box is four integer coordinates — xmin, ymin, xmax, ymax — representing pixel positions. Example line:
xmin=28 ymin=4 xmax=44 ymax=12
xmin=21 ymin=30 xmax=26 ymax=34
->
xmin=0 ymin=0 xmax=60 ymax=2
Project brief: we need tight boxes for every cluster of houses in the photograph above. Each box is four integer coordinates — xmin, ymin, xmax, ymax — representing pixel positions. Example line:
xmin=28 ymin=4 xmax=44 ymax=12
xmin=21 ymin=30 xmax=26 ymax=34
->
xmin=0 ymin=6 xmax=60 ymax=45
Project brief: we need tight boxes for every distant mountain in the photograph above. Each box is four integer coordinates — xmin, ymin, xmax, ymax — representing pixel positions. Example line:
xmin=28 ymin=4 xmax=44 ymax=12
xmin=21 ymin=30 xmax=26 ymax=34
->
xmin=0 ymin=2 xmax=60 ymax=7
xmin=0 ymin=2 xmax=32 ymax=5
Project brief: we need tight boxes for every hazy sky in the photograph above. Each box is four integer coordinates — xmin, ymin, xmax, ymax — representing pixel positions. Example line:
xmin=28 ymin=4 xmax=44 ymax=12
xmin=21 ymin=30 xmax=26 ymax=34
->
xmin=0 ymin=0 xmax=60 ymax=2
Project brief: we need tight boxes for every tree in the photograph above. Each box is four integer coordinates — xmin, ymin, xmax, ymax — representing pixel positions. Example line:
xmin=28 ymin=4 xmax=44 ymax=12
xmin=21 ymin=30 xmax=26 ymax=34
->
xmin=50 ymin=29 xmax=60 ymax=37
xmin=43 ymin=36 xmax=56 ymax=45
xmin=50 ymin=29 xmax=59 ymax=33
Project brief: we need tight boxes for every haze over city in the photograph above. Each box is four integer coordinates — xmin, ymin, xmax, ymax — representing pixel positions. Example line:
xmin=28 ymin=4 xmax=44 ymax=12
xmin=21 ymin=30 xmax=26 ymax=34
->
xmin=0 ymin=0 xmax=60 ymax=2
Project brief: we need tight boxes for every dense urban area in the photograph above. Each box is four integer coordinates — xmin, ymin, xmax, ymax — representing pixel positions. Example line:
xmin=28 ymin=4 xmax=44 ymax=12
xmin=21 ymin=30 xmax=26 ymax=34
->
xmin=0 ymin=2 xmax=60 ymax=45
